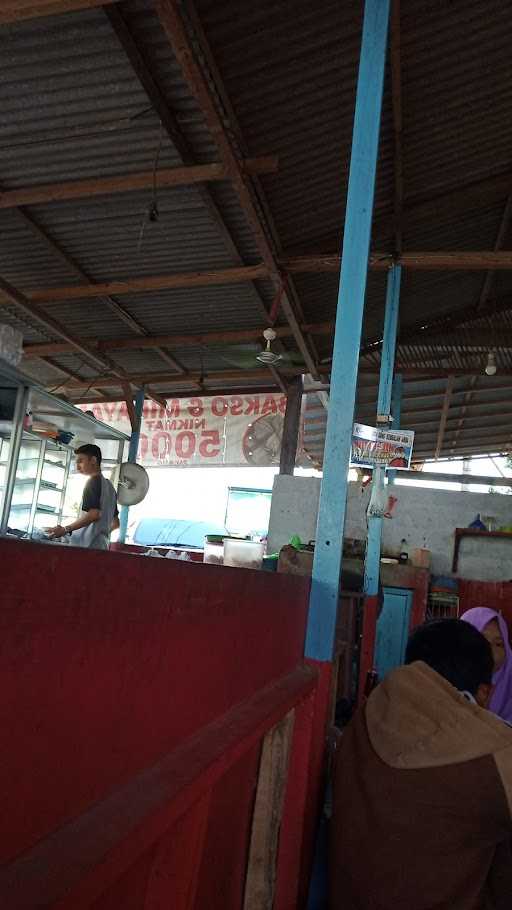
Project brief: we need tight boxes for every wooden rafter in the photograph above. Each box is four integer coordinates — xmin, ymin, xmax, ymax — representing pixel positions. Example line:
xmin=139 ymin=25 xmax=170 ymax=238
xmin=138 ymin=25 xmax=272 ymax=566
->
xmin=22 ymin=252 xmax=512 ymax=307
xmin=77 ymin=385 xmax=281 ymax=405
xmin=7 ymin=204 xmax=186 ymax=378
xmin=105 ymin=4 xmax=285 ymax=372
xmin=0 ymin=275 xmax=109 ymax=373
xmin=434 ymin=376 xmax=455 ymax=458
xmin=0 ymin=0 xmax=121 ymax=23
xmin=58 ymin=367 xmax=300 ymax=391
xmin=29 ymin=265 xmax=269 ymax=304
xmin=0 ymin=159 xmax=278 ymax=211
xmin=23 ymin=320 xmax=333 ymax=359
xmin=283 ymin=252 xmax=512 ymax=272
xmin=155 ymin=0 xmax=318 ymax=378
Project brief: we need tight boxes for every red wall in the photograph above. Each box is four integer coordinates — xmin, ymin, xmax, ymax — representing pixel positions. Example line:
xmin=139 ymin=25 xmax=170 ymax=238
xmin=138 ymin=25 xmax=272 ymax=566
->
xmin=0 ymin=538 xmax=310 ymax=877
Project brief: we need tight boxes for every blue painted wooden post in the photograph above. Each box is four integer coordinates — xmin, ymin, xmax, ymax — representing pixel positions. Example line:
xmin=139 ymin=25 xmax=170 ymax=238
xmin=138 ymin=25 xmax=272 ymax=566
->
xmin=118 ymin=388 xmax=145 ymax=544
xmin=364 ymin=265 xmax=402 ymax=596
xmin=305 ymin=0 xmax=391 ymax=662
xmin=388 ymin=373 xmax=403 ymax=485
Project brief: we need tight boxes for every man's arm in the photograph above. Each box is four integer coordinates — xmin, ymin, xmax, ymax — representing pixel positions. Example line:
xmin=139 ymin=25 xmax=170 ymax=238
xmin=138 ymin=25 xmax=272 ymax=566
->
xmin=47 ymin=509 xmax=101 ymax=539
xmin=47 ymin=475 xmax=102 ymax=539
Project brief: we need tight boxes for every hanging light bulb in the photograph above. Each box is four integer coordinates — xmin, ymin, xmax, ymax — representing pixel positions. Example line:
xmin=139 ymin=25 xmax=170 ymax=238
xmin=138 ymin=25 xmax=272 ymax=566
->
xmin=485 ymin=351 xmax=497 ymax=376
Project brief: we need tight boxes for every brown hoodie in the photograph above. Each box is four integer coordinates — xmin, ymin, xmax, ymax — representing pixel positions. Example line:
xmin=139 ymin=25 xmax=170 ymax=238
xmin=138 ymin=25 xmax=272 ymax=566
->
xmin=330 ymin=661 xmax=512 ymax=910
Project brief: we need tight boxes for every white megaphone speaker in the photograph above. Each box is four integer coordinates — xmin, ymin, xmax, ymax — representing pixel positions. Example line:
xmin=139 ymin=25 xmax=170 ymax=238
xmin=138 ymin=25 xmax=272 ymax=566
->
xmin=114 ymin=462 xmax=150 ymax=507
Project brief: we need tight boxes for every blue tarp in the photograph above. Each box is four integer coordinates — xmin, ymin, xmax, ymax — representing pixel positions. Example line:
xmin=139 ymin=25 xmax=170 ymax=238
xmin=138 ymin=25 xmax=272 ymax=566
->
xmin=133 ymin=518 xmax=226 ymax=549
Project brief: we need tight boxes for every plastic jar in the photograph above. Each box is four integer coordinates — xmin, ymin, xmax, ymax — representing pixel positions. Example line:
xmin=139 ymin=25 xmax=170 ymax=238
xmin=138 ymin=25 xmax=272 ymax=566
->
xmin=223 ymin=538 xmax=264 ymax=570
xmin=204 ymin=534 xmax=225 ymax=565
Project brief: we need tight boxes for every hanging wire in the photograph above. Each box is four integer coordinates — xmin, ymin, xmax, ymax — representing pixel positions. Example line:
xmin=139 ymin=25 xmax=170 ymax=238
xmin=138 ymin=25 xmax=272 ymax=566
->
xmin=137 ymin=119 xmax=163 ymax=253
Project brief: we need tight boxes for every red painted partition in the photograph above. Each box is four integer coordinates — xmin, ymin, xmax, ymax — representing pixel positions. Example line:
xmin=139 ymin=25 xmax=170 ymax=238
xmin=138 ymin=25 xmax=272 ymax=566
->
xmin=0 ymin=538 xmax=323 ymax=909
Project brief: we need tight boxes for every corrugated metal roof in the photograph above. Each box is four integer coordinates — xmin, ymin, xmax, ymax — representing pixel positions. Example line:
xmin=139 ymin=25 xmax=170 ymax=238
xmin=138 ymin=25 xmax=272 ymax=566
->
xmin=0 ymin=0 xmax=511 ymax=460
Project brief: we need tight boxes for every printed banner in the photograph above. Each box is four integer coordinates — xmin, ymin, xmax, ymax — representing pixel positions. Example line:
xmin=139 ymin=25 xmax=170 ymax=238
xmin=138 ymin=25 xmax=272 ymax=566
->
xmin=81 ymin=394 xmax=291 ymax=468
xmin=350 ymin=422 xmax=414 ymax=470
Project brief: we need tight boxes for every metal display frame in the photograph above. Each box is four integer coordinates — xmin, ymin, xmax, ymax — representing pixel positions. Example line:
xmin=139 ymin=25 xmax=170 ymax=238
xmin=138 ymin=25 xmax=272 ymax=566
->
xmin=0 ymin=363 xmax=128 ymax=536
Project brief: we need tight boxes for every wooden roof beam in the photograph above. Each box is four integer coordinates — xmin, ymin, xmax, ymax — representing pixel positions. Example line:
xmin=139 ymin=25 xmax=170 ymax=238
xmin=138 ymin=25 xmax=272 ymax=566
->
xmin=29 ymin=264 xmax=269 ymax=304
xmin=283 ymin=252 xmax=512 ymax=272
xmin=58 ymin=367 xmax=301 ymax=392
xmin=155 ymin=0 xmax=318 ymax=379
xmin=23 ymin=320 xmax=333 ymax=359
xmin=0 ymin=159 xmax=278 ymax=211
xmin=0 ymin=275 xmax=109 ymax=373
xmin=105 ymin=4 xmax=285 ymax=377
xmin=26 ymin=253 xmax=512 ymax=306
xmin=0 ymin=0 xmax=122 ymax=23
xmin=72 ymin=385 xmax=281 ymax=405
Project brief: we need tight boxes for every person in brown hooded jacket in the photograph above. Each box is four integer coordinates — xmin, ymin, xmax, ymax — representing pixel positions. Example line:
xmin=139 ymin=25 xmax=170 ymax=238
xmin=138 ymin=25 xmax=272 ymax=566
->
xmin=330 ymin=619 xmax=512 ymax=910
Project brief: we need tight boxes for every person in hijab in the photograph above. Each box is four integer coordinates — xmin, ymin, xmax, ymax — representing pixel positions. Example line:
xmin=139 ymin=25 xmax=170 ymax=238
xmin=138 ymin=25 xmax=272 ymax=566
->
xmin=461 ymin=607 xmax=512 ymax=724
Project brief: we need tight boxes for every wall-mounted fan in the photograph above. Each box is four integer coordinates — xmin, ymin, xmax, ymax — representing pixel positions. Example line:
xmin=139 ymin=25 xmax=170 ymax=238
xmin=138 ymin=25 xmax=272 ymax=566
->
xmin=114 ymin=462 xmax=150 ymax=507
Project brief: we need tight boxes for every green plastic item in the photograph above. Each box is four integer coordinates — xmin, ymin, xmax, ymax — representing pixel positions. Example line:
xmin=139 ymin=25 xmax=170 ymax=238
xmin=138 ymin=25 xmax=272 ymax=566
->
xmin=289 ymin=535 xmax=303 ymax=550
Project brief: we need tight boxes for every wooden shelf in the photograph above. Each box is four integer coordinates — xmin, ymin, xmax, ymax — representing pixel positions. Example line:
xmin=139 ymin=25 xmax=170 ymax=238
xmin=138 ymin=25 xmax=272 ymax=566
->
xmin=452 ymin=528 xmax=512 ymax=573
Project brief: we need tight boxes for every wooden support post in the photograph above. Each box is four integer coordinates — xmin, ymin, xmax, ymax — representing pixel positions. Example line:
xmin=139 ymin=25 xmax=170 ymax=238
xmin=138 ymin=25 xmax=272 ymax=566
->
xmin=435 ymin=375 xmax=455 ymax=459
xmin=243 ymin=712 xmax=295 ymax=910
xmin=279 ymin=377 xmax=303 ymax=475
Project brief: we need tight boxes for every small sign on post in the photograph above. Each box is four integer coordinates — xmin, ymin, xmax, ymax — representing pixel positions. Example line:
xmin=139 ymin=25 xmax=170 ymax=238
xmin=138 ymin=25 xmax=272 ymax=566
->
xmin=350 ymin=422 xmax=414 ymax=471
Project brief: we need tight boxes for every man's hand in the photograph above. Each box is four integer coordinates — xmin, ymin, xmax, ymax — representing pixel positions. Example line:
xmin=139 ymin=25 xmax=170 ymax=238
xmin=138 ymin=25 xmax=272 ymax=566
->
xmin=46 ymin=525 xmax=67 ymax=539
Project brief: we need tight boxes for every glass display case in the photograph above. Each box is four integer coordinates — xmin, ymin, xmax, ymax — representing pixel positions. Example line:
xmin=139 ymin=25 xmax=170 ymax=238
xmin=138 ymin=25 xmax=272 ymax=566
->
xmin=0 ymin=362 xmax=128 ymax=538
xmin=0 ymin=431 xmax=72 ymax=534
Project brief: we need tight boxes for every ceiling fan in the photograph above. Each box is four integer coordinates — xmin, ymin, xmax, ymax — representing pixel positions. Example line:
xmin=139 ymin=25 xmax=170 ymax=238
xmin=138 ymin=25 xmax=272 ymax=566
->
xmin=210 ymin=328 xmax=306 ymax=370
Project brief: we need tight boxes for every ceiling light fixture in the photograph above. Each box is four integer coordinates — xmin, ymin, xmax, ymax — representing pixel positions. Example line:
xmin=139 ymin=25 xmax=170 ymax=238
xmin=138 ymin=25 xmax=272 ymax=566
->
xmin=485 ymin=351 xmax=497 ymax=376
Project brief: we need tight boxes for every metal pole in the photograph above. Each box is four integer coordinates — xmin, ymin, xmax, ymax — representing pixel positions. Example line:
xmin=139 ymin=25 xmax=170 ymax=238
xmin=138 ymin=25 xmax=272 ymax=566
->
xmin=305 ymin=0 xmax=391 ymax=662
xmin=118 ymin=388 xmax=145 ymax=544
xmin=0 ymin=385 xmax=29 ymax=534
xmin=363 ymin=265 xmax=402 ymax=596
xmin=387 ymin=372 xmax=403 ymax=485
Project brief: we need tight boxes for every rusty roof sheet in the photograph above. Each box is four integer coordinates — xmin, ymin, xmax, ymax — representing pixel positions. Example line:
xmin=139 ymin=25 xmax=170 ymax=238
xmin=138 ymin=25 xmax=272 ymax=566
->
xmin=0 ymin=0 xmax=512 ymax=460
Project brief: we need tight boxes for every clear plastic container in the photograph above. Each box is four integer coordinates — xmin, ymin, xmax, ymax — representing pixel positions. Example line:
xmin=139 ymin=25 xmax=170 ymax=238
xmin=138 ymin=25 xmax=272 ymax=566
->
xmin=204 ymin=534 xmax=225 ymax=565
xmin=223 ymin=538 xmax=264 ymax=570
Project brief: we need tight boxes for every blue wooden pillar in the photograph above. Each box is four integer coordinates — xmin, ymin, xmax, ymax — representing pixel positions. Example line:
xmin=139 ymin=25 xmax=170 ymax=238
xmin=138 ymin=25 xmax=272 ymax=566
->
xmin=118 ymin=387 xmax=145 ymax=544
xmin=305 ymin=0 xmax=391 ymax=662
xmin=363 ymin=265 xmax=402 ymax=596
xmin=387 ymin=373 xmax=403 ymax=485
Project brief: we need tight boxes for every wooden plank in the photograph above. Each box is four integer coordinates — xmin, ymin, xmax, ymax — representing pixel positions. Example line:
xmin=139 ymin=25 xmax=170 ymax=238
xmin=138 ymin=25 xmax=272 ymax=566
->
xmin=434 ymin=375 xmax=454 ymax=459
xmin=282 ymin=251 xmax=512 ymax=272
xmin=56 ymin=367 xmax=300 ymax=391
xmin=9 ymin=204 xmax=188 ymax=378
xmin=30 ymin=264 xmax=269 ymax=303
xmin=0 ymin=665 xmax=315 ymax=910
xmin=0 ymin=0 xmax=122 ymax=22
xmin=243 ymin=711 xmax=295 ymax=910
xmin=0 ymin=159 xmax=278 ymax=210
xmin=23 ymin=321 xmax=333 ymax=358
xmin=144 ymin=794 xmax=211 ymax=910
xmin=0 ymin=275 xmax=109 ymax=372
xmin=122 ymin=384 xmax=137 ymax=433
